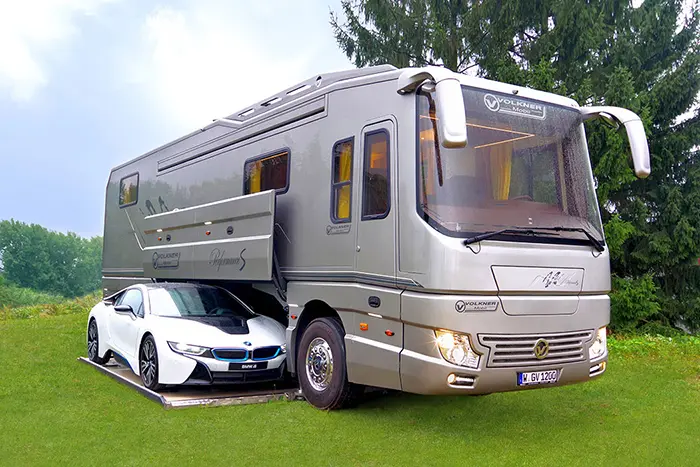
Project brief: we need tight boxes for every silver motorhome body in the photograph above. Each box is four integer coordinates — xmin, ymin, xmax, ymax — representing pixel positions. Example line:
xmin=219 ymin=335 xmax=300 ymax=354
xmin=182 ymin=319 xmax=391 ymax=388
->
xmin=102 ymin=65 xmax=649 ymax=404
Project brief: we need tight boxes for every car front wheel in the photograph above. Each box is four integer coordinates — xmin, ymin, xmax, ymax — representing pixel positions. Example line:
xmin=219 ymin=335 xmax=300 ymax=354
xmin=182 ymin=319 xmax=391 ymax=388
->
xmin=87 ymin=319 xmax=110 ymax=364
xmin=139 ymin=335 xmax=163 ymax=391
xmin=297 ymin=317 xmax=361 ymax=410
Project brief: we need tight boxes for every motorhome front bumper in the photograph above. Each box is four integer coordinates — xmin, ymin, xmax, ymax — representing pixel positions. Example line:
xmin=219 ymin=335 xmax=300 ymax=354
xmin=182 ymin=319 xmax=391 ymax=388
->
xmin=400 ymin=349 xmax=607 ymax=395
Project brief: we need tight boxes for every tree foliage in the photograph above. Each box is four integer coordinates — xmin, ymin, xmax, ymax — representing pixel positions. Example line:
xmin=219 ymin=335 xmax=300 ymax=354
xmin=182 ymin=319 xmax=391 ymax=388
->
xmin=0 ymin=220 xmax=102 ymax=298
xmin=332 ymin=0 xmax=700 ymax=332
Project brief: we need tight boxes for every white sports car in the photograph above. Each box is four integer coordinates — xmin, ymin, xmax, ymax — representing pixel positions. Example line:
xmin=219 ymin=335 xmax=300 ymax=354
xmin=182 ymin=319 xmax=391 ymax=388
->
xmin=86 ymin=283 xmax=287 ymax=390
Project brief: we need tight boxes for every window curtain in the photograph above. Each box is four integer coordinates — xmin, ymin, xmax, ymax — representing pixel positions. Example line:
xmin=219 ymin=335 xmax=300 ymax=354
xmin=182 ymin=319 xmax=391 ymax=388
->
xmin=337 ymin=143 xmax=352 ymax=219
xmin=250 ymin=161 xmax=262 ymax=193
xmin=490 ymin=144 xmax=512 ymax=201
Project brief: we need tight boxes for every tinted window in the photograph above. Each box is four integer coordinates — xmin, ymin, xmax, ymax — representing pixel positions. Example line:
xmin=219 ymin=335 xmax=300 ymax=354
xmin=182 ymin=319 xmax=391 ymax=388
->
xmin=118 ymin=289 xmax=144 ymax=317
xmin=119 ymin=173 xmax=139 ymax=207
xmin=362 ymin=131 xmax=390 ymax=219
xmin=244 ymin=151 xmax=289 ymax=194
xmin=148 ymin=286 xmax=254 ymax=319
xmin=331 ymin=139 xmax=353 ymax=222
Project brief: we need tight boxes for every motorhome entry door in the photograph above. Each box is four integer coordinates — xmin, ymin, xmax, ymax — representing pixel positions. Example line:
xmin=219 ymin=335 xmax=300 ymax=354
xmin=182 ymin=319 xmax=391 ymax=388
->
xmin=355 ymin=120 xmax=396 ymax=284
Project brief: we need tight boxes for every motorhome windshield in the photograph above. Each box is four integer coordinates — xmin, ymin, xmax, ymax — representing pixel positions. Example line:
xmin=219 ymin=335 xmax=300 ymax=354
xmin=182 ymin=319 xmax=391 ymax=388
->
xmin=417 ymin=86 xmax=604 ymax=245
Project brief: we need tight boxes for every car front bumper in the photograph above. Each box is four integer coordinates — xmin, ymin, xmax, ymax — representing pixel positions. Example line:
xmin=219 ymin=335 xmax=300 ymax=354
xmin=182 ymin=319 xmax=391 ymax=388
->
xmin=182 ymin=354 xmax=287 ymax=385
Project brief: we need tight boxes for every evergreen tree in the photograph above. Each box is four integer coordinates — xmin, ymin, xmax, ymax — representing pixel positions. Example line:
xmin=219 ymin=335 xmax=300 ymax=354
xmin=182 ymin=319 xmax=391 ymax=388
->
xmin=331 ymin=0 xmax=700 ymax=332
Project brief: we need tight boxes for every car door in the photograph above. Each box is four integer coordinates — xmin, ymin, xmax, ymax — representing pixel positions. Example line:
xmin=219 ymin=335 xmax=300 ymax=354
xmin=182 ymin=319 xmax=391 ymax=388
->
xmin=109 ymin=288 xmax=145 ymax=360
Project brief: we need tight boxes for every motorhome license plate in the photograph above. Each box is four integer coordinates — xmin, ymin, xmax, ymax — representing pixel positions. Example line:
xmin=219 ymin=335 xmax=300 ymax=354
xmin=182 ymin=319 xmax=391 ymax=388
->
xmin=517 ymin=370 xmax=560 ymax=386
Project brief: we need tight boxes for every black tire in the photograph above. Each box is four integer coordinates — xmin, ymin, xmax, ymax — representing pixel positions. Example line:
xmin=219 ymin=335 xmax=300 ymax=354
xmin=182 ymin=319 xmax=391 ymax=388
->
xmin=296 ymin=317 xmax=362 ymax=410
xmin=139 ymin=335 xmax=163 ymax=391
xmin=87 ymin=319 xmax=110 ymax=364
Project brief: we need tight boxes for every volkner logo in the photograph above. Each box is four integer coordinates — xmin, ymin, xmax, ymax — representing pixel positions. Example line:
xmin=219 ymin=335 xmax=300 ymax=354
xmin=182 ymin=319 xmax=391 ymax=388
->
xmin=533 ymin=339 xmax=550 ymax=359
xmin=483 ymin=93 xmax=546 ymax=120
xmin=455 ymin=299 xmax=499 ymax=312
xmin=151 ymin=251 xmax=180 ymax=270
xmin=209 ymin=248 xmax=247 ymax=272
xmin=484 ymin=94 xmax=500 ymax=112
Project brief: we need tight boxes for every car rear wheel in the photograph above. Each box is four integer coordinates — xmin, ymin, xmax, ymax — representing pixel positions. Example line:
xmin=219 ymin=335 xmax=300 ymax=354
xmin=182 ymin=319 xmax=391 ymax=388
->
xmin=87 ymin=319 xmax=110 ymax=364
xmin=297 ymin=317 xmax=362 ymax=410
xmin=139 ymin=335 xmax=163 ymax=391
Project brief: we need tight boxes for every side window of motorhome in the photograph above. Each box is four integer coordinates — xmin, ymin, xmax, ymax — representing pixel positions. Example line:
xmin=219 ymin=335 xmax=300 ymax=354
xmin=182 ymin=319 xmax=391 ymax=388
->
xmin=362 ymin=131 xmax=390 ymax=219
xmin=119 ymin=173 xmax=139 ymax=208
xmin=331 ymin=138 xmax=353 ymax=222
xmin=243 ymin=150 xmax=289 ymax=195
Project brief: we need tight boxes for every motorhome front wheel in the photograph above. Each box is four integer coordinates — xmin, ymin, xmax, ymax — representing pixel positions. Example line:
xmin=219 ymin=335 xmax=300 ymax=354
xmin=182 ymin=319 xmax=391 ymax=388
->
xmin=297 ymin=317 xmax=361 ymax=410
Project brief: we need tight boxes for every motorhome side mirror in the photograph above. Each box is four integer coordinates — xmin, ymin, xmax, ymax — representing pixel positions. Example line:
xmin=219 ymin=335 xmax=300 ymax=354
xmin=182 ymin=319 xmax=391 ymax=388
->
xmin=580 ymin=106 xmax=651 ymax=178
xmin=434 ymin=78 xmax=467 ymax=149
xmin=114 ymin=304 xmax=134 ymax=315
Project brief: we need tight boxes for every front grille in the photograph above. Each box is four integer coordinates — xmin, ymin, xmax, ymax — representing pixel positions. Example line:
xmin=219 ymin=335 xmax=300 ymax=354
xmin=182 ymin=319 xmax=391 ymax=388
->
xmin=478 ymin=330 xmax=593 ymax=368
xmin=252 ymin=346 xmax=280 ymax=360
xmin=212 ymin=349 xmax=247 ymax=361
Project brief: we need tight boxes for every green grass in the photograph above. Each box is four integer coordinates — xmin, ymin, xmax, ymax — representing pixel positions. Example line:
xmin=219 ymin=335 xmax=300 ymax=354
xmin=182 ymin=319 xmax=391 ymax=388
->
xmin=1 ymin=314 xmax=698 ymax=467
xmin=0 ymin=283 xmax=66 ymax=308
xmin=0 ymin=291 xmax=101 ymax=320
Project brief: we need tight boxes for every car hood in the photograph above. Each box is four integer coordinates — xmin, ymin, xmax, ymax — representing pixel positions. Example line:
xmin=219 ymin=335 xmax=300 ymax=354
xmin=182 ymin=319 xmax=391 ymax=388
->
xmin=151 ymin=315 xmax=285 ymax=348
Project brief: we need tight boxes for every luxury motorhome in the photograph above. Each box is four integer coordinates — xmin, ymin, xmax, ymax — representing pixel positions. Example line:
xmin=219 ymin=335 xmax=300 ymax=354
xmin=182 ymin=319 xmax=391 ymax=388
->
xmin=101 ymin=65 xmax=650 ymax=409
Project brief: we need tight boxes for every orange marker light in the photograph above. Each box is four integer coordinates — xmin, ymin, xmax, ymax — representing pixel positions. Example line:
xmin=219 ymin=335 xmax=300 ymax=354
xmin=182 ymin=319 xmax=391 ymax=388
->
xmin=157 ymin=237 xmax=162 ymax=241
xmin=205 ymin=231 xmax=211 ymax=236
xmin=385 ymin=330 xmax=395 ymax=337
xmin=360 ymin=322 xmax=368 ymax=331
xmin=290 ymin=315 xmax=297 ymax=320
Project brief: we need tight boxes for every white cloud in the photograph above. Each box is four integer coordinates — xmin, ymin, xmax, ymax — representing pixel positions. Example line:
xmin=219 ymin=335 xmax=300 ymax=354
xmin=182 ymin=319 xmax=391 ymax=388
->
xmin=131 ymin=1 xmax=352 ymax=131
xmin=0 ymin=0 xmax=118 ymax=102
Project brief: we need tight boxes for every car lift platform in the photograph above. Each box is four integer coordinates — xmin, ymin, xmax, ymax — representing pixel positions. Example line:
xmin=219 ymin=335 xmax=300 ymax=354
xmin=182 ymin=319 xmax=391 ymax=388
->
xmin=79 ymin=357 xmax=304 ymax=409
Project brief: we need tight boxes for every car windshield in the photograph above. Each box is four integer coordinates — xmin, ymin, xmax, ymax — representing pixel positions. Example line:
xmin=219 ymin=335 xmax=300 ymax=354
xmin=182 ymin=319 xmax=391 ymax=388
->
xmin=148 ymin=286 xmax=255 ymax=319
xmin=417 ymin=86 xmax=604 ymax=244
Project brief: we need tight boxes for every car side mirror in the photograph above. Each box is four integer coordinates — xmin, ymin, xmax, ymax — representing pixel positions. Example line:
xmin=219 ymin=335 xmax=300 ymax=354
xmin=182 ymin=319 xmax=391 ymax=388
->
xmin=114 ymin=304 xmax=134 ymax=316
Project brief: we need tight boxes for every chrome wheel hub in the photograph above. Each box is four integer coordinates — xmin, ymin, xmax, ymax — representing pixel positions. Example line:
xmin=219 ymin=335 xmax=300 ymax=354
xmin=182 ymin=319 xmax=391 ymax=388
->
xmin=305 ymin=337 xmax=333 ymax=392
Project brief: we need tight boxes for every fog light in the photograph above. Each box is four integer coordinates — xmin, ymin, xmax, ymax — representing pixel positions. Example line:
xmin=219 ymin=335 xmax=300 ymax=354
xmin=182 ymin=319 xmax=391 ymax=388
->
xmin=447 ymin=373 xmax=476 ymax=387
xmin=435 ymin=330 xmax=481 ymax=369
xmin=589 ymin=327 xmax=607 ymax=360
xmin=590 ymin=361 xmax=607 ymax=376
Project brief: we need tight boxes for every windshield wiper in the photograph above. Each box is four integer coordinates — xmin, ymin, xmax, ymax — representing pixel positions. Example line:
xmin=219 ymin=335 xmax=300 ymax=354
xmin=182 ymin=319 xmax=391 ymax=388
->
xmin=463 ymin=226 xmax=605 ymax=252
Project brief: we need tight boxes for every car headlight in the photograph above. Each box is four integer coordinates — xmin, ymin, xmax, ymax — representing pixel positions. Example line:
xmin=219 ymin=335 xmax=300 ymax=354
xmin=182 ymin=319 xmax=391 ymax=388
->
xmin=589 ymin=327 xmax=607 ymax=360
xmin=435 ymin=330 xmax=481 ymax=369
xmin=168 ymin=341 xmax=210 ymax=356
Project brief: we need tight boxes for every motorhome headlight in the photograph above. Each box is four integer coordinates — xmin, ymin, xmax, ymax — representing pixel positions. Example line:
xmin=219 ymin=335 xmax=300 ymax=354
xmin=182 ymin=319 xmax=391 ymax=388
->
xmin=168 ymin=341 xmax=210 ymax=356
xmin=588 ymin=327 xmax=607 ymax=360
xmin=435 ymin=330 xmax=481 ymax=369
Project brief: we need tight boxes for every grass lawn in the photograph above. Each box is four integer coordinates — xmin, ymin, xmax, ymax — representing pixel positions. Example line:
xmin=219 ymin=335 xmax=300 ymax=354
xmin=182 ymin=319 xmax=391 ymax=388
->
xmin=1 ymin=314 xmax=698 ymax=466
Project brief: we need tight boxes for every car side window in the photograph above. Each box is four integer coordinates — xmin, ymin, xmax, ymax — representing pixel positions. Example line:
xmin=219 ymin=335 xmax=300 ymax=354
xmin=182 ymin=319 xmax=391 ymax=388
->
xmin=120 ymin=289 xmax=144 ymax=318
xmin=114 ymin=293 xmax=125 ymax=306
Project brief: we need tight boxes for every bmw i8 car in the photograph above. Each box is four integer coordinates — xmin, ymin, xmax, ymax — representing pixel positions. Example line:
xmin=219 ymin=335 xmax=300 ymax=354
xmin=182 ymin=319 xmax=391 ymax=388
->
xmin=86 ymin=283 xmax=287 ymax=390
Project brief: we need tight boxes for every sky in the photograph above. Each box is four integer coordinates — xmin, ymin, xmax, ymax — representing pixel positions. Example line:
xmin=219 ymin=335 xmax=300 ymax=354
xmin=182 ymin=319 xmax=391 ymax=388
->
xmin=0 ymin=0 xmax=352 ymax=238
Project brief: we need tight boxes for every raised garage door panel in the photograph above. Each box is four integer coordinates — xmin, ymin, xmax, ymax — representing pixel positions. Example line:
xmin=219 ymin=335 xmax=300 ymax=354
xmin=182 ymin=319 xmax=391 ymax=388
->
xmin=142 ymin=190 xmax=276 ymax=282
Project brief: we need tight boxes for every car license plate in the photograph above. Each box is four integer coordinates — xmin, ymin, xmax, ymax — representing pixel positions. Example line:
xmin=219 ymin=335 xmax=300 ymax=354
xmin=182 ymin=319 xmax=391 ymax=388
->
xmin=229 ymin=361 xmax=268 ymax=371
xmin=517 ymin=369 xmax=560 ymax=386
